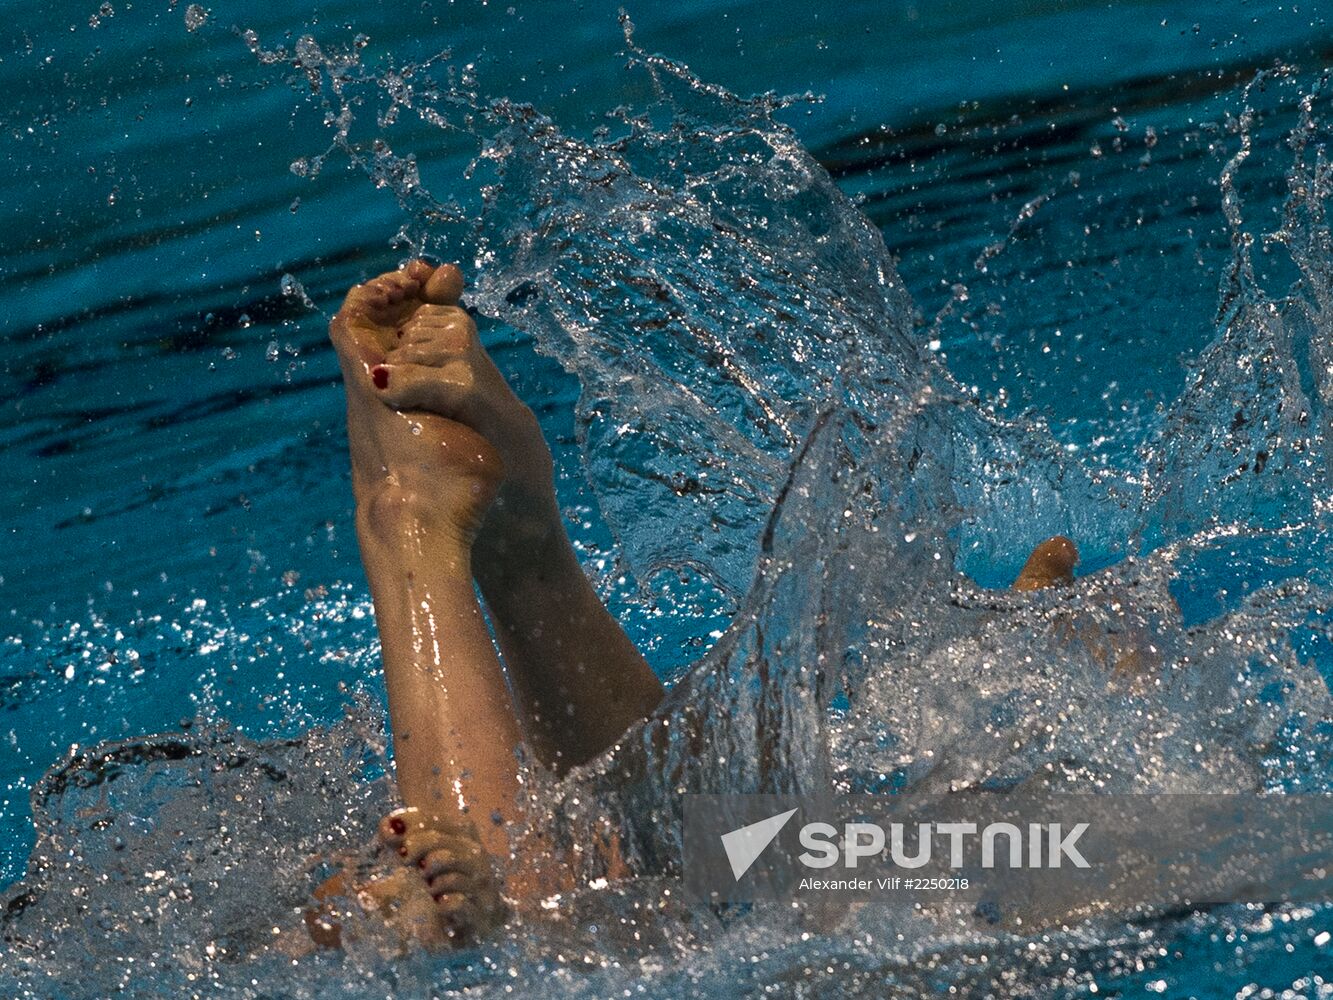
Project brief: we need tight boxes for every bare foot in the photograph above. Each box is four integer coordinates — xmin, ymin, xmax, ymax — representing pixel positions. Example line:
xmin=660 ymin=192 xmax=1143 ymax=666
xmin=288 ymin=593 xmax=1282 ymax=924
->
xmin=368 ymin=808 xmax=507 ymax=948
xmin=1011 ymin=535 xmax=1079 ymax=591
xmin=1009 ymin=536 xmax=1163 ymax=678
xmin=329 ymin=261 xmax=507 ymax=548
xmin=304 ymin=808 xmax=507 ymax=951
xmin=339 ymin=261 xmax=563 ymax=563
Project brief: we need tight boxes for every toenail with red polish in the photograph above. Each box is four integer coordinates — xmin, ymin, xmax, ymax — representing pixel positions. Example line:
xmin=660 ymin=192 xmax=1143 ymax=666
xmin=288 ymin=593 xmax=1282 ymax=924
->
xmin=388 ymin=816 xmax=406 ymax=836
xmin=372 ymin=366 xmax=389 ymax=389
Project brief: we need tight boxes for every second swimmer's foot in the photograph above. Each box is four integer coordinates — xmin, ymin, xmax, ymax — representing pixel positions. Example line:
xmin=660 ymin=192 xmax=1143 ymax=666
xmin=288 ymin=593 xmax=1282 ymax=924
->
xmin=305 ymin=808 xmax=508 ymax=951
xmin=1011 ymin=536 xmax=1079 ymax=592
xmin=372 ymin=807 xmax=508 ymax=948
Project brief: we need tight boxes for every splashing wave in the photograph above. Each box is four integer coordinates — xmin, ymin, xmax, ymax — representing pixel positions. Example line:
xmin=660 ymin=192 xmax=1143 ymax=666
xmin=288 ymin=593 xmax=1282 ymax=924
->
xmin=4 ymin=21 xmax=1333 ymax=999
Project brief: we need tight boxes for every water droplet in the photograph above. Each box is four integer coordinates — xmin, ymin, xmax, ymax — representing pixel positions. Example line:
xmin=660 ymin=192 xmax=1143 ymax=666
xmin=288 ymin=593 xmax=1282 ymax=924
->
xmin=295 ymin=35 xmax=323 ymax=65
xmin=280 ymin=273 xmax=315 ymax=310
xmin=184 ymin=4 xmax=208 ymax=31
xmin=265 ymin=341 xmax=279 ymax=362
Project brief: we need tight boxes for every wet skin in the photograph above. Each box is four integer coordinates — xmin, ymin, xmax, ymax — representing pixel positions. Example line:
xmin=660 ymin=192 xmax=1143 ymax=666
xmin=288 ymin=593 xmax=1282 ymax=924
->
xmin=313 ymin=261 xmax=1103 ymax=951
xmin=315 ymin=260 xmax=663 ymax=949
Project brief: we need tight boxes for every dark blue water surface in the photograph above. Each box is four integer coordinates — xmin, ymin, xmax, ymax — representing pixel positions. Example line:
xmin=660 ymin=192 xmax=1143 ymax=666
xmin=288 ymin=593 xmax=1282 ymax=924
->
xmin=5 ymin=2 xmax=1333 ymax=997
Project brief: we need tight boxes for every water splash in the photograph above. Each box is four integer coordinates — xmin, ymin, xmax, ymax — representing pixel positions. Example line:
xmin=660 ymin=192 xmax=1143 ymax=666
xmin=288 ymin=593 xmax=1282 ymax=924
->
xmin=4 ymin=17 xmax=1333 ymax=1000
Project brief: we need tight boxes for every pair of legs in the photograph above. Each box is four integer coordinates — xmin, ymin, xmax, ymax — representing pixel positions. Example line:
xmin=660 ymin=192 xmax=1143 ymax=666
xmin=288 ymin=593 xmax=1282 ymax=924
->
xmin=317 ymin=260 xmax=1085 ymax=949
xmin=315 ymin=261 xmax=663 ymax=947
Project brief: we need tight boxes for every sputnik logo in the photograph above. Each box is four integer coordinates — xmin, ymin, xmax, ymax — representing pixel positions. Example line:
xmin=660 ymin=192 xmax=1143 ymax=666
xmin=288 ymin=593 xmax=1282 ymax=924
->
xmin=720 ymin=808 xmax=798 ymax=880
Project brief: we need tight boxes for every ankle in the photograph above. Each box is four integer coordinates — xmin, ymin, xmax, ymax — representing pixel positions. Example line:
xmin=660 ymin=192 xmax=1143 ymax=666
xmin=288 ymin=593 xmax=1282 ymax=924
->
xmin=355 ymin=482 xmax=478 ymax=567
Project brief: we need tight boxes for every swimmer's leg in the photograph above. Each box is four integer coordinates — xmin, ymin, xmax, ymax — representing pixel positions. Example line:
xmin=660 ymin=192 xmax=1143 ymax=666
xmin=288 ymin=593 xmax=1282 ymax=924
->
xmin=368 ymin=262 xmax=664 ymax=773
xmin=473 ymin=512 xmax=665 ymax=772
xmin=326 ymin=265 xmax=550 ymax=943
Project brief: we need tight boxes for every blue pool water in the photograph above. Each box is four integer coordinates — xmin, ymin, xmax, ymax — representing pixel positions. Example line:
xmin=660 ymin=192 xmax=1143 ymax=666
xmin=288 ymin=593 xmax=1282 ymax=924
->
xmin=5 ymin=1 xmax=1333 ymax=996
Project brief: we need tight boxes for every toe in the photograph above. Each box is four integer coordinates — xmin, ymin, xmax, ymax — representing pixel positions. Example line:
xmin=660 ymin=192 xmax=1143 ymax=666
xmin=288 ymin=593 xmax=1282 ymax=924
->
xmin=362 ymin=281 xmax=395 ymax=312
xmin=435 ymin=883 xmax=507 ymax=942
xmin=385 ymin=307 xmax=475 ymax=376
xmin=335 ymin=282 xmax=399 ymax=350
xmin=388 ymin=259 xmax=463 ymax=306
xmin=431 ymin=891 xmax=473 ymax=915
xmin=341 ymin=269 xmax=427 ymax=338
xmin=420 ymin=848 xmax=461 ymax=881
xmin=392 ymin=335 xmax=470 ymax=367
xmin=377 ymin=807 xmax=421 ymax=852
xmin=422 ymin=263 xmax=464 ymax=305
xmin=403 ymin=259 xmax=436 ymax=285
xmin=370 ymin=360 xmax=475 ymax=416
xmin=336 ymin=281 xmax=381 ymax=318
xmin=379 ymin=271 xmax=421 ymax=301
xmin=401 ymin=305 xmax=475 ymax=352
xmin=419 ymin=843 xmax=483 ymax=881
xmin=365 ymin=277 xmax=399 ymax=307
xmin=431 ymin=892 xmax=484 ymax=940
xmin=401 ymin=826 xmax=451 ymax=866
xmin=392 ymin=342 xmax=451 ymax=366
xmin=426 ymin=870 xmax=471 ymax=894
